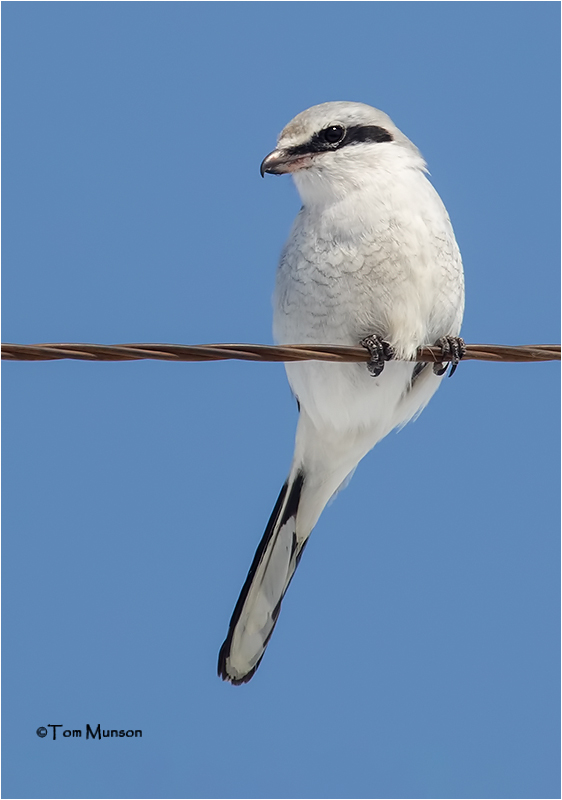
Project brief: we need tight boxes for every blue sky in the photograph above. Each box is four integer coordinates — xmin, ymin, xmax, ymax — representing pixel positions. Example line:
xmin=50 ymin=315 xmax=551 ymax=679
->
xmin=2 ymin=3 xmax=559 ymax=798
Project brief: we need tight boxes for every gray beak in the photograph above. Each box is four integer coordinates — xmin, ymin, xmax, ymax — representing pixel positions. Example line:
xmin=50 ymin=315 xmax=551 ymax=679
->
xmin=260 ymin=149 xmax=308 ymax=177
xmin=260 ymin=150 xmax=288 ymax=177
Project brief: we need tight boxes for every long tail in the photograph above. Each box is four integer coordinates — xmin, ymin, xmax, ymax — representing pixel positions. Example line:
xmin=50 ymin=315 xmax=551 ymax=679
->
xmin=218 ymin=470 xmax=307 ymax=685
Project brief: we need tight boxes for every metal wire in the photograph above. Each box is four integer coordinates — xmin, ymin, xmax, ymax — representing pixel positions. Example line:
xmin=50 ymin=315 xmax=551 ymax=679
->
xmin=1 ymin=341 xmax=560 ymax=364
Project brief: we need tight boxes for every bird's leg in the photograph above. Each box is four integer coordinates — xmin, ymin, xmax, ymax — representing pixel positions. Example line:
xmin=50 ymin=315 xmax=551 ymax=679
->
xmin=360 ymin=335 xmax=394 ymax=377
xmin=433 ymin=336 xmax=466 ymax=377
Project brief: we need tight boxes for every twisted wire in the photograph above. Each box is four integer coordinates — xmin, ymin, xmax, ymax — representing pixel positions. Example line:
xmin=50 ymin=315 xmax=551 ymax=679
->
xmin=2 ymin=342 xmax=559 ymax=364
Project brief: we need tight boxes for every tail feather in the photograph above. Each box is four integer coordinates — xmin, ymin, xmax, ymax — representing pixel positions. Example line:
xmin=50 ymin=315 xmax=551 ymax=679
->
xmin=218 ymin=471 xmax=305 ymax=684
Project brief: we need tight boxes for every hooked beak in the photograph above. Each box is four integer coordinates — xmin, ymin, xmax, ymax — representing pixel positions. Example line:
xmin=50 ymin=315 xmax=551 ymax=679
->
xmin=260 ymin=149 xmax=312 ymax=178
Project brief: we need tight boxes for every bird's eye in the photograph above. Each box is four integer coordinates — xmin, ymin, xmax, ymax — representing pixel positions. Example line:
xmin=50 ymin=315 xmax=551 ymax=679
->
xmin=320 ymin=125 xmax=345 ymax=145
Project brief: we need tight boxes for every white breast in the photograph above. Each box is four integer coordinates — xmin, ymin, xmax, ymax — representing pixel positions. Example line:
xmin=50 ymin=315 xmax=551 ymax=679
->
xmin=273 ymin=166 xmax=464 ymax=434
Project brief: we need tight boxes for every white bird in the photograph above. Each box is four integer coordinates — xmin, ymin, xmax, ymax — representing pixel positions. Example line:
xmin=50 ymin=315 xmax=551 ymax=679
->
xmin=218 ymin=101 xmax=465 ymax=684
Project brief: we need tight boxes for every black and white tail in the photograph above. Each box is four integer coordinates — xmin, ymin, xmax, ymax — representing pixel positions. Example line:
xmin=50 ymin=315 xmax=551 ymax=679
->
xmin=218 ymin=471 xmax=307 ymax=685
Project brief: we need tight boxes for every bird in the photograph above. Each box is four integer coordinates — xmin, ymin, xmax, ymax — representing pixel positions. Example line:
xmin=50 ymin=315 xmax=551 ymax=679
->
xmin=218 ymin=101 xmax=465 ymax=684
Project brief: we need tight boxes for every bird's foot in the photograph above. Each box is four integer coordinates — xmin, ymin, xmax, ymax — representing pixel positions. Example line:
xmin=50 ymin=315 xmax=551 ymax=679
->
xmin=433 ymin=336 xmax=466 ymax=377
xmin=360 ymin=335 xmax=394 ymax=377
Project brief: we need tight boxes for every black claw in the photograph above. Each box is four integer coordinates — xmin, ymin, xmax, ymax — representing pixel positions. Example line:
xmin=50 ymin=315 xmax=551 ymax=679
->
xmin=433 ymin=336 xmax=466 ymax=377
xmin=360 ymin=335 xmax=394 ymax=377
xmin=448 ymin=361 xmax=460 ymax=378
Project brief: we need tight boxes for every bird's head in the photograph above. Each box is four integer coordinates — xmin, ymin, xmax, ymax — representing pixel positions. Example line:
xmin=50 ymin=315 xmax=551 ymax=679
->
xmin=260 ymin=101 xmax=425 ymax=205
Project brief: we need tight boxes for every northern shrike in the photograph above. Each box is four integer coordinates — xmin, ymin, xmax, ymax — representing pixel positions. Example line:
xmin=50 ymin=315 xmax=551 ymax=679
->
xmin=218 ymin=101 xmax=465 ymax=684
